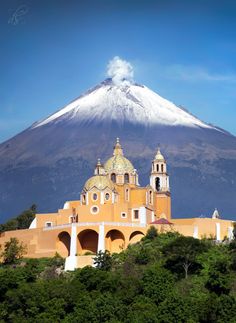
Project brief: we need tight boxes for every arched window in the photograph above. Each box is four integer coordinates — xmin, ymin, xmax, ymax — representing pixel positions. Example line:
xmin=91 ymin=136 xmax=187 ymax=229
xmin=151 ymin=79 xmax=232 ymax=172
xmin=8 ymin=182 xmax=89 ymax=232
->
xmin=111 ymin=173 xmax=116 ymax=183
xmin=155 ymin=177 xmax=161 ymax=191
xmin=124 ymin=173 xmax=129 ymax=184
xmin=93 ymin=193 xmax=98 ymax=201
xmin=161 ymin=164 xmax=164 ymax=172
xmin=156 ymin=164 xmax=159 ymax=172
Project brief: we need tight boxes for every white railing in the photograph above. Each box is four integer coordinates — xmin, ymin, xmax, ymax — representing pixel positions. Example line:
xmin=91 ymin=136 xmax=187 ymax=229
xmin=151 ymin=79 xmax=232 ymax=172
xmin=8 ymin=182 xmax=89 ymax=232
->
xmin=43 ymin=221 xmax=146 ymax=231
xmin=43 ymin=223 xmax=72 ymax=231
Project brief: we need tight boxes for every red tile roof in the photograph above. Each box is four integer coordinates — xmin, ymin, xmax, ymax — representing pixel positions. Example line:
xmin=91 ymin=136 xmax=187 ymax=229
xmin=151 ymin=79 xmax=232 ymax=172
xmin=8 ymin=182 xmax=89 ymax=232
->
xmin=150 ymin=218 xmax=173 ymax=225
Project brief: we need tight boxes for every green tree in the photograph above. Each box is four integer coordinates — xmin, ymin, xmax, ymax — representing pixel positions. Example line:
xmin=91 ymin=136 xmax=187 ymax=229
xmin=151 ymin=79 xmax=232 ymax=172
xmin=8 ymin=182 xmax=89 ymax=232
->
xmin=144 ymin=225 xmax=158 ymax=240
xmin=200 ymin=294 xmax=236 ymax=323
xmin=198 ymin=246 xmax=231 ymax=295
xmin=163 ymin=236 xmax=208 ymax=278
xmin=49 ymin=252 xmax=64 ymax=267
xmin=94 ymin=250 xmax=112 ymax=271
xmin=205 ymin=260 xmax=231 ymax=295
xmin=17 ymin=204 xmax=37 ymax=229
xmin=0 ymin=204 xmax=37 ymax=233
xmin=142 ymin=264 xmax=175 ymax=304
xmin=127 ymin=295 xmax=159 ymax=323
xmin=1 ymin=237 xmax=26 ymax=264
xmin=229 ymin=238 xmax=236 ymax=271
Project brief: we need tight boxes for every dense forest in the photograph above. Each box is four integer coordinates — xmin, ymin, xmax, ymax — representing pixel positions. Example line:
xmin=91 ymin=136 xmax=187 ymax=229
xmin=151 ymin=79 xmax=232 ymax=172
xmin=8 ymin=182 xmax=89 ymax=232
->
xmin=0 ymin=225 xmax=236 ymax=322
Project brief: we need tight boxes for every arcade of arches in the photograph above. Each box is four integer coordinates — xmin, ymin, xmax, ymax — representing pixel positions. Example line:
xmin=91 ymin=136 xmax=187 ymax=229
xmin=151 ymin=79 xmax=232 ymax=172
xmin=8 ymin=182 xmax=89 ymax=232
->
xmin=56 ymin=229 xmax=147 ymax=256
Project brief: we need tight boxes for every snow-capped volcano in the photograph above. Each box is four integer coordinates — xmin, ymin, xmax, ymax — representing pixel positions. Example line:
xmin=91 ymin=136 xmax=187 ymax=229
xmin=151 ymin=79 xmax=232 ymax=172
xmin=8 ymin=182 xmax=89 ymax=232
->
xmin=1 ymin=59 xmax=236 ymax=222
xmin=33 ymin=79 xmax=214 ymax=130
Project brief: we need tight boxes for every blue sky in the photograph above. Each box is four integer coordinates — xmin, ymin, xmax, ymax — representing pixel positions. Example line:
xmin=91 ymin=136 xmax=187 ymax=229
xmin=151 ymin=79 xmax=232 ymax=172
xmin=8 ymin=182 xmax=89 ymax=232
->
xmin=1 ymin=0 xmax=236 ymax=143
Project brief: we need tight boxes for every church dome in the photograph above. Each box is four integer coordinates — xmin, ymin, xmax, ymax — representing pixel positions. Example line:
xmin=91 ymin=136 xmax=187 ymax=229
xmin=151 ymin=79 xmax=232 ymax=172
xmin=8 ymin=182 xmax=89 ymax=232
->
xmin=83 ymin=175 xmax=115 ymax=192
xmin=104 ymin=138 xmax=134 ymax=174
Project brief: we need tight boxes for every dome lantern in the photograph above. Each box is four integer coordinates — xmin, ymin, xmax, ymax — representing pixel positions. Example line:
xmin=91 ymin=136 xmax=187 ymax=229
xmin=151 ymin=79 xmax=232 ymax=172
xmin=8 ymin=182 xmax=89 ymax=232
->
xmin=94 ymin=158 xmax=106 ymax=175
xmin=104 ymin=138 xmax=139 ymax=185
xmin=155 ymin=147 xmax=165 ymax=161
xmin=113 ymin=137 xmax=123 ymax=156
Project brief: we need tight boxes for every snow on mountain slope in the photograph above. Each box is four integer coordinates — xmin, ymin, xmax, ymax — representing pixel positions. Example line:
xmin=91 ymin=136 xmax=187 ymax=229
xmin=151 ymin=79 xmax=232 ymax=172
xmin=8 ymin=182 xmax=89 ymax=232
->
xmin=32 ymin=79 xmax=216 ymax=130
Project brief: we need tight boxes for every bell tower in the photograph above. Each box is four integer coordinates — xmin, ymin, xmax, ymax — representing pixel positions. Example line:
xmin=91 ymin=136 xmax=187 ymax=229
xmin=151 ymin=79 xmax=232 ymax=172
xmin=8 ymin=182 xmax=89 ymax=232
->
xmin=150 ymin=148 xmax=171 ymax=220
xmin=150 ymin=148 xmax=170 ymax=192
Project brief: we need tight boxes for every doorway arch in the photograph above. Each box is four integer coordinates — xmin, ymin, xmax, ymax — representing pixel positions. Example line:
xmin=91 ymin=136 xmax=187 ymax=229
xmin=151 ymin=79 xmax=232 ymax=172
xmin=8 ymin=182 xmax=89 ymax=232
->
xmin=78 ymin=229 xmax=98 ymax=255
xmin=57 ymin=231 xmax=71 ymax=257
xmin=105 ymin=229 xmax=125 ymax=253
xmin=129 ymin=231 xmax=145 ymax=244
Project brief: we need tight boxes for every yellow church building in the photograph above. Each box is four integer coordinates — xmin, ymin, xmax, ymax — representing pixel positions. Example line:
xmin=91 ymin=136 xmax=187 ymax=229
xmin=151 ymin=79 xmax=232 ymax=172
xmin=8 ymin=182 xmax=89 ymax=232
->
xmin=0 ymin=139 xmax=234 ymax=270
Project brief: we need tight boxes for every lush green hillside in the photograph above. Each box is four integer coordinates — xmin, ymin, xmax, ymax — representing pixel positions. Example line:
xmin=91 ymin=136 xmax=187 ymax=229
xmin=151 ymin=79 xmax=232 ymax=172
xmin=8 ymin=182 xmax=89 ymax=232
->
xmin=0 ymin=227 xmax=236 ymax=322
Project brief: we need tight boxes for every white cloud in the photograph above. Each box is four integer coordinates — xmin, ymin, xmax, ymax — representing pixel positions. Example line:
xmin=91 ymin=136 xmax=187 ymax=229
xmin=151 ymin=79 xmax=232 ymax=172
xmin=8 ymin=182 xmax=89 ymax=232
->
xmin=165 ymin=64 xmax=236 ymax=83
xmin=107 ymin=56 xmax=134 ymax=86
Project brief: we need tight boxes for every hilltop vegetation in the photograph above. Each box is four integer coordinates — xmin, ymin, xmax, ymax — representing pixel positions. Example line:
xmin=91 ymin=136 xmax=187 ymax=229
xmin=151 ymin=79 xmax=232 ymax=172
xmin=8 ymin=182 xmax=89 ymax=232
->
xmin=0 ymin=205 xmax=36 ymax=233
xmin=0 ymin=227 xmax=236 ymax=322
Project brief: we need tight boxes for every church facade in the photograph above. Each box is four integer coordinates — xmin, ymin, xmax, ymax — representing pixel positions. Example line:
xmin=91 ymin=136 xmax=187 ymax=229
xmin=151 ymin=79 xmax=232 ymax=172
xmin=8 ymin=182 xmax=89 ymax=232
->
xmin=0 ymin=139 xmax=234 ymax=270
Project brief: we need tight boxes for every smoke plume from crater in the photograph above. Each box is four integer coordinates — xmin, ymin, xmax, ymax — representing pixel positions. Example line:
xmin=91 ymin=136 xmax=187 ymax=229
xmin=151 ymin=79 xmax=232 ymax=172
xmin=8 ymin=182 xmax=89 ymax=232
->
xmin=107 ymin=56 xmax=134 ymax=86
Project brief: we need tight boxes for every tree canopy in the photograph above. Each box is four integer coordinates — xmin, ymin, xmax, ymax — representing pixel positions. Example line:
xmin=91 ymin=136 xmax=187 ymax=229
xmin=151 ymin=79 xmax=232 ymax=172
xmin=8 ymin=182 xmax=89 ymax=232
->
xmin=0 ymin=228 xmax=236 ymax=322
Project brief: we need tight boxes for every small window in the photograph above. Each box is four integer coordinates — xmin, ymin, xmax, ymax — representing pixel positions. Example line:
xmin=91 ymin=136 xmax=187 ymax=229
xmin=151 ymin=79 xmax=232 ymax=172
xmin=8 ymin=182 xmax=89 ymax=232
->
xmin=82 ymin=195 xmax=86 ymax=204
xmin=121 ymin=212 xmax=127 ymax=218
xmin=156 ymin=164 xmax=159 ymax=172
xmin=45 ymin=222 xmax=52 ymax=227
xmin=125 ymin=188 xmax=129 ymax=201
xmin=124 ymin=173 xmax=129 ymax=184
xmin=134 ymin=210 xmax=139 ymax=220
xmin=161 ymin=164 xmax=164 ymax=172
xmin=93 ymin=193 xmax=98 ymax=201
xmin=111 ymin=173 xmax=116 ymax=183
xmin=149 ymin=190 xmax=153 ymax=204
xmin=105 ymin=193 xmax=110 ymax=200
xmin=91 ymin=206 xmax=99 ymax=214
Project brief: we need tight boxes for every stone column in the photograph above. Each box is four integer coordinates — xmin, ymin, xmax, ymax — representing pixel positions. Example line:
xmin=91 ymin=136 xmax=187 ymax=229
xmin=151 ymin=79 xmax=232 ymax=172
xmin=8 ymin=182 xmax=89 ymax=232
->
xmin=65 ymin=223 xmax=77 ymax=271
xmin=97 ymin=223 xmax=105 ymax=253
xmin=216 ymin=223 xmax=221 ymax=241
xmin=70 ymin=223 xmax=77 ymax=256
xmin=228 ymin=226 xmax=234 ymax=240
xmin=193 ymin=226 xmax=198 ymax=239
